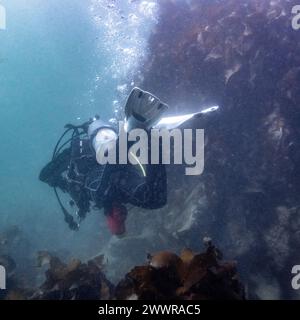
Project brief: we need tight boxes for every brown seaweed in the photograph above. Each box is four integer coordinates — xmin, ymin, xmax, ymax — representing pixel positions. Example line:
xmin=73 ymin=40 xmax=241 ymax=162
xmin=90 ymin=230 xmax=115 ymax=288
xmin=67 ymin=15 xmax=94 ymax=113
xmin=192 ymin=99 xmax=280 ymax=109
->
xmin=1 ymin=241 xmax=244 ymax=300
xmin=115 ymin=242 xmax=244 ymax=300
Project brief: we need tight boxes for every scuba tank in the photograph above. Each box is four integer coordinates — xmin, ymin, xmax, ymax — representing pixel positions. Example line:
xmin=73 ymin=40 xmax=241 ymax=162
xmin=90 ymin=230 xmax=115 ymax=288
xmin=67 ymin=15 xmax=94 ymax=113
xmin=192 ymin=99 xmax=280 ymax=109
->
xmin=47 ymin=116 xmax=118 ymax=231
xmin=87 ymin=119 xmax=118 ymax=162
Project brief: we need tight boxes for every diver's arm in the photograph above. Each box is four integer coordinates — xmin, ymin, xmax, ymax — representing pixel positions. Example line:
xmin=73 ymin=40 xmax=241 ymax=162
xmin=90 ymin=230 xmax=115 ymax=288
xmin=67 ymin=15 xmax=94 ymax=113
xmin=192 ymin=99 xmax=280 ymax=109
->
xmin=39 ymin=148 xmax=71 ymax=191
xmin=68 ymin=187 xmax=91 ymax=221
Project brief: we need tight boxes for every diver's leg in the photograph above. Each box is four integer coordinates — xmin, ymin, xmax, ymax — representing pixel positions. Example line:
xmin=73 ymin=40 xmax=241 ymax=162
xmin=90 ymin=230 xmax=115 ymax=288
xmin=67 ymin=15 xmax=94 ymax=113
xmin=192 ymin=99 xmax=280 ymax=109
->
xmin=92 ymin=135 xmax=167 ymax=210
xmin=118 ymin=164 xmax=167 ymax=209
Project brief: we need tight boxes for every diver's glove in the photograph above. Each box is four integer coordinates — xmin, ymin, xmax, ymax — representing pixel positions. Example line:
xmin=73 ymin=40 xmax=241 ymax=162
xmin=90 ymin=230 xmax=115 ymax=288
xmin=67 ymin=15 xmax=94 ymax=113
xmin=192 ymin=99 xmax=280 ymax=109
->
xmin=124 ymin=87 xmax=168 ymax=131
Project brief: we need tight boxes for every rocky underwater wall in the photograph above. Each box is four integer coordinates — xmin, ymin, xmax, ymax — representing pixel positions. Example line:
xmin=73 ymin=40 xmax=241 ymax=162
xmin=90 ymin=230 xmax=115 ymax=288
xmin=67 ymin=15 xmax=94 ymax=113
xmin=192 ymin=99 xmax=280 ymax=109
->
xmin=114 ymin=0 xmax=300 ymax=299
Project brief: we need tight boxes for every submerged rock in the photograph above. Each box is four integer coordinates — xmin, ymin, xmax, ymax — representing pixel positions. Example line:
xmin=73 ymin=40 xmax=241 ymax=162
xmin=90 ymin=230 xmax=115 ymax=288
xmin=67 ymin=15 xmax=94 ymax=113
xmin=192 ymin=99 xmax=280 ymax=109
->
xmin=0 ymin=226 xmax=22 ymax=248
xmin=31 ymin=253 xmax=113 ymax=300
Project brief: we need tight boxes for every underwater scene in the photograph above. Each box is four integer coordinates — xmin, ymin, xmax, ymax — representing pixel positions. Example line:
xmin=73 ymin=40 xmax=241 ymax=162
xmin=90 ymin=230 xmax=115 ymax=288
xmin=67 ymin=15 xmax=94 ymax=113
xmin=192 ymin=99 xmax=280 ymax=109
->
xmin=1 ymin=0 xmax=300 ymax=300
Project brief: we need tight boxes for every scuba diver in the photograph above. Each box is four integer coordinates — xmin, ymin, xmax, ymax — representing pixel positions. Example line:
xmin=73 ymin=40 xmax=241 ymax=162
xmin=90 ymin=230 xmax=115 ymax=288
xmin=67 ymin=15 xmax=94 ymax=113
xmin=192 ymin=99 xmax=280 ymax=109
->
xmin=39 ymin=87 xmax=219 ymax=236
